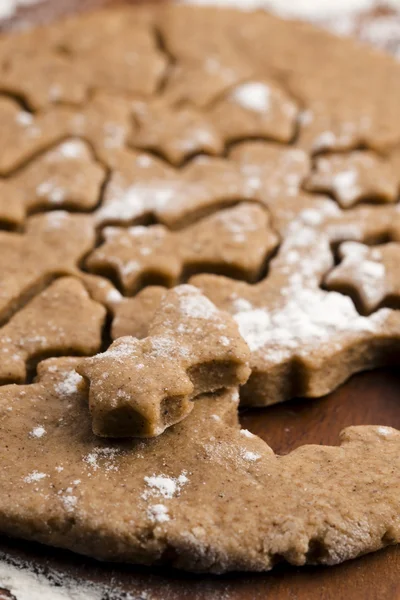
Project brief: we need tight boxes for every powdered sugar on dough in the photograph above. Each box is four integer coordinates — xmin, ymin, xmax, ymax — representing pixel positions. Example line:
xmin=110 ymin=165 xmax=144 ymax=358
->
xmin=176 ymin=285 xmax=218 ymax=320
xmin=148 ymin=503 xmax=171 ymax=523
xmin=331 ymin=170 xmax=361 ymax=206
xmin=54 ymin=370 xmax=84 ymax=397
xmin=235 ymin=288 xmax=384 ymax=358
xmin=232 ymin=219 xmax=390 ymax=362
xmin=0 ymin=0 xmax=43 ymax=20
xmin=96 ymin=181 xmax=176 ymax=224
xmin=82 ymin=447 xmax=121 ymax=472
xmin=29 ymin=425 xmax=46 ymax=438
xmin=23 ymin=471 xmax=47 ymax=483
xmin=181 ymin=0 xmax=399 ymax=21
xmin=143 ymin=471 xmax=188 ymax=499
xmin=336 ymin=242 xmax=386 ymax=307
xmin=231 ymin=82 xmax=271 ymax=112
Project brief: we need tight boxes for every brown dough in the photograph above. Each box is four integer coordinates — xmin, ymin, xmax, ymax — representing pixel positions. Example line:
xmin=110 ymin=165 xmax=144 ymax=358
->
xmin=0 ymin=2 xmax=399 ymax=575
xmin=0 ymin=139 xmax=105 ymax=227
xmin=325 ymin=241 xmax=400 ymax=314
xmin=86 ymin=203 xmax=278 ymax=293
xmin=0 ymin=357 xmax=399 ymax=573
xmin=77 ymin=285 xmax=250 ymax=438
xmin=0 ymin=212 xmax=96 ymax=324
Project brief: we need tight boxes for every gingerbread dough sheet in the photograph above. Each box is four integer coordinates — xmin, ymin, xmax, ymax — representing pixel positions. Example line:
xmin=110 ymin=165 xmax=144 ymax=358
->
xmin=0 ymin=2 xmax=399 ymax=574
xmin=0 ymin=358 xmax=400 ymax=574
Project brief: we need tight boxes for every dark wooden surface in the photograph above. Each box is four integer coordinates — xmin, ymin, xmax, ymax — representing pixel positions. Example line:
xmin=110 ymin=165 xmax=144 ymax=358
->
xmin=1 ymin=2 xmax=400 ymax=599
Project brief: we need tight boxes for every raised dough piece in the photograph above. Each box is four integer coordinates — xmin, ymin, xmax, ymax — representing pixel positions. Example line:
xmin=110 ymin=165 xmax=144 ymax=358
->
xmin=77 ymin=285 xmax=250 ymax=438
xmin=325 ymin=241 xmax=400 ymax=314
xmin=86 ymin=203 xmax=279 ymax=294
xmin=0 ymin=357 xmax=399 ymax=573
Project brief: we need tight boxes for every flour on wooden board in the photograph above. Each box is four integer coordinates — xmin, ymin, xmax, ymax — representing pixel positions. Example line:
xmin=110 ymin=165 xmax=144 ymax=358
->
xmin=0 ymin=555 xmax=156 ymax=599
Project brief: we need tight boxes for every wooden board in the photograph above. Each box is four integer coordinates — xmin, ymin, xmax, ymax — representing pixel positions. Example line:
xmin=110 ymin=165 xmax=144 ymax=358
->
xmin=0 ymin=2 xmax=400 ymax=599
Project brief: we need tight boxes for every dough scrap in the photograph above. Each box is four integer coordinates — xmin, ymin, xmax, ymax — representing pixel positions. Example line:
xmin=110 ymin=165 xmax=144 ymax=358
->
xmin=77 ymin=285 xmax=250 ymax=438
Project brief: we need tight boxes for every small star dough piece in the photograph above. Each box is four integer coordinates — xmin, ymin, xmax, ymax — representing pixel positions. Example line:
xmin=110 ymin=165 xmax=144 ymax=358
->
xmin=210 ymin=80 xmax=298 ymax=143
xmin=325 ymin=241 xmax=400 ymax=314
xmin=86 ymin=203 xmax=279 ymax=294
xmin=0 ymin=139 xmax=105 ymax=227
xmin=0 ymin=277 xmax=106 ymax=384
xmin=305 ymin=152 xmax=399 ymax=208
xmin=0 ymin=357 xmax=400 ymax=573
xmin=130 ymin=100 xmax=224 ymax=166
xmin=77 ymin=285 xmax=250 ymax=438
xmin=0 ymin=97 xmax=74 ymax=175
xmin=0 ymin=212 xmax=95 ymax=324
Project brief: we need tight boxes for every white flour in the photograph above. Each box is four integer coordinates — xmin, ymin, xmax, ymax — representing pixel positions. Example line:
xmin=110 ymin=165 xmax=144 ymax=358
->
xmin=181 ymin=0 xmax=400 ymax=20
xmin=0 ymin=0 xmax=43 ymax=20
xmin=0 ymin=559 xmax=103 ymax=600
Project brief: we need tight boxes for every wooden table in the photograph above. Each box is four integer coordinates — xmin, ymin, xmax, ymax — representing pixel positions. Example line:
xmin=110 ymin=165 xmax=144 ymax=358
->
xmin=0 ymin=2 xmax=400 ymax=599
